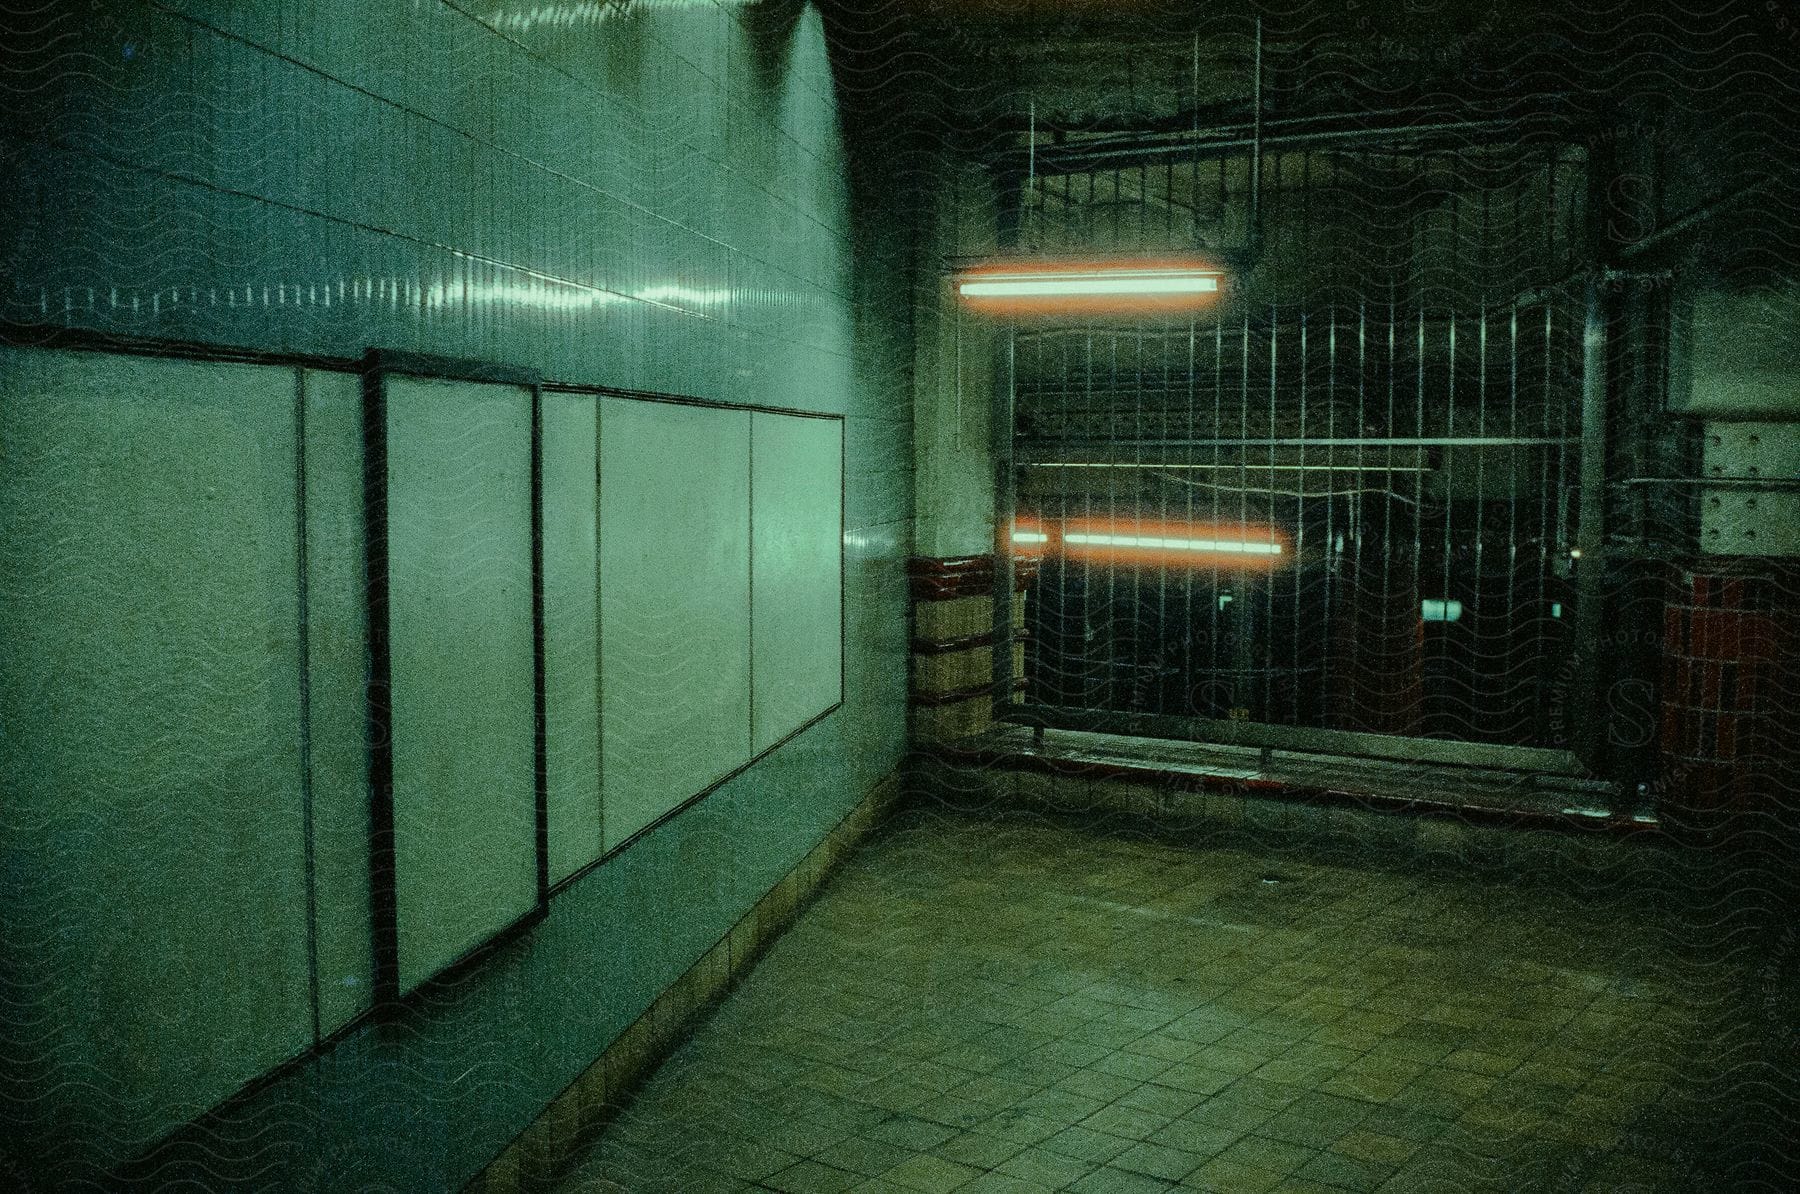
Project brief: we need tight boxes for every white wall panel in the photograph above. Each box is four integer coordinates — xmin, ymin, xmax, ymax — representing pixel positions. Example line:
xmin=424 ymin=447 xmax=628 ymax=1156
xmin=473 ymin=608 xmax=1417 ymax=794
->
xmin=541 ymin=392 xmax=603 ymax=882
xmin=0 ymin=347 xmax=313 ymax=1154
xmin=384 ymin=376 xmax=538 ymax=994
xmin=299 ymin=369 xmax=373 ymax=1033
xmin=599 ymin=398 xmax=751 ymax=848
xmin=0 ymin=0 xmax=913 ymax=1183
xmin=751 ymin=414 xmax=844 ymax=752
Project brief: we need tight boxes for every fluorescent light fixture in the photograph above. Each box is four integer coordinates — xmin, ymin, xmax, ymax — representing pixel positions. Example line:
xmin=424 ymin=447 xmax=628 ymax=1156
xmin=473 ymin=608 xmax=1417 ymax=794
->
xmin=1421 ymin=599 xmax=1463 ymax=623
xmin=1064 ymin=532 xmax=1281 ymax=556
xmin=1012 ymin=530 xmax=1049 ymax=545
xmin=960 ymin=269 xmax=1220 ymax=298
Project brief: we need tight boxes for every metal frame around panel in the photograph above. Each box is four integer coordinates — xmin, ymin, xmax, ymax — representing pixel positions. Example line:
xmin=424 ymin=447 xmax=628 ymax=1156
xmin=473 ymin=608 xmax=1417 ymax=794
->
xmin=1011 ymin=702 xmax=1585 ymax=775
xmin=541 ymin=381 xmax=847 ymax=896
xmin=995 ymin=311 xmax=1596 ymax=775
xmin=0 ymin=329 xmax=389 ymax=1178
xmin=984 ymin=134 xmax=1602 ymax=777
xmin=1569 ymin=280 xmax=1610 ymax=774
xmin=360 ymin=348 xmax=550 ymax=1007
xmin=0 ymin=328 xmax=855 ymax=1177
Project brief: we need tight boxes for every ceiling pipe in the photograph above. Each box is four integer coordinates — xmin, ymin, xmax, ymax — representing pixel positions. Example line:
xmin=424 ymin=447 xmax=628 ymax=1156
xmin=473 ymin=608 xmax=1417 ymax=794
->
xmin=1000 ymin=113 xmax=1569 ymax=179
xmin=1615 ymin=172 xmax=1785 ymax=262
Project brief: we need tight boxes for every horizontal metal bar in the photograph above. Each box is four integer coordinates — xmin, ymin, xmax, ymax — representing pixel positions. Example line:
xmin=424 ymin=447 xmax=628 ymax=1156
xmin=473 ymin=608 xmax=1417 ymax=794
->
xmin=1018 ymin=436 xmax=1578 ymax=450
xmin=1620 ymin=475 xmax=1800 ymax=488
xmin=1660 ymin=408 xmax=1800 ymax=423
xmin=1023 ymin=462 xmax=1434 ymax=472
xmin=364 ymin=348 xmax=539 ymax=387
xmin=997 ymin=110 xmax=1579 ymax=177
xmin=1007 ymin=704 xmax=1588 ymax=776
xmin=1616 ymin=174 xmax=1783 ymax=261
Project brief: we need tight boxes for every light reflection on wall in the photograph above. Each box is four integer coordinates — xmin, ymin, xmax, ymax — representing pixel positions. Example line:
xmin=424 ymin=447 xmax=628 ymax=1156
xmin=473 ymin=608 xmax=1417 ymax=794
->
xmin=25 ymin=275 xmax=745 ymax=320
xmin=482 ymin=0 xmax=740 ymax=35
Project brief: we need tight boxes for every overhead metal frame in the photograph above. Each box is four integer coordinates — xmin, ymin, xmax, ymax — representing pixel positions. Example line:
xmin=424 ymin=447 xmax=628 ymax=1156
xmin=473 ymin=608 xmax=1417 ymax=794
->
xmin=985 ymin=114 xmax=1603 ymax=779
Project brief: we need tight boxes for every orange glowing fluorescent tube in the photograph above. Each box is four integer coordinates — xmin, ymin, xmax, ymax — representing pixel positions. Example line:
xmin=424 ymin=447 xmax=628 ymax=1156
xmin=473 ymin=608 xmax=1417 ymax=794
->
xmin=1055 ymin=518 xmax=1287 ymax=567
xmin=955 ymin=257 xmax=1225 ymax=316
xmin=1063 ymin=531 xmax=1280 ymax=556
xmin=960 ymin=269 xmax=1219 ymax=298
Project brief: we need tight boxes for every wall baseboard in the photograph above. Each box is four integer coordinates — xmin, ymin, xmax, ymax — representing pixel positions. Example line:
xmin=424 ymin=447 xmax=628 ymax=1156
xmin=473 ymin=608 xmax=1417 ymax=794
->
xmin=464 ymin=769 xmax=902 ymax=1193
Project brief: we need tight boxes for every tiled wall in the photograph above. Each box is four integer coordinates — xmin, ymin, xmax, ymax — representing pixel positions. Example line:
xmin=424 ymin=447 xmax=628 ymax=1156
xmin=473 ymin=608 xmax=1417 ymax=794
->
xmin=467 ymin=772 xmax=901 ymax=1193
xmin=907 ymin=555 xmax=1033 ymax=742
xmin=0 ymin=2 xmax=913 ymax=1188
xmin=911 ymin=160 xmax=999 ymax=558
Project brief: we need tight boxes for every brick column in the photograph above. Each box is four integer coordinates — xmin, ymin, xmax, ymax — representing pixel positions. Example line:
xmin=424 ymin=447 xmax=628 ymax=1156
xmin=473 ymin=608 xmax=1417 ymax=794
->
xmin=1659 ymin=564 xmax=1800 ymax=836
xmin=907 ymin=555 xmax=1035 ymax=743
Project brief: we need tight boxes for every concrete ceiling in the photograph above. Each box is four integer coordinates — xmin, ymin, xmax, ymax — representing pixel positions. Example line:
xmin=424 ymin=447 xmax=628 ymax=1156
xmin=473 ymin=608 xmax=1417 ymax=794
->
xmin=886 ymin=0 xmax=1572 ymax=128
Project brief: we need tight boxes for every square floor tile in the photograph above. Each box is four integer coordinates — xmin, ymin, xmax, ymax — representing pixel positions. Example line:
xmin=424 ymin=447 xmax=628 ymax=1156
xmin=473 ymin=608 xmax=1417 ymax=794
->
xmin=1112 ymin=1141 xmax=1204 ymax=1182
xmin=881 ymin=1154 xmax=983 ymax=1193
xmin=997 ymin=1145 xmax=1100 ymax=1188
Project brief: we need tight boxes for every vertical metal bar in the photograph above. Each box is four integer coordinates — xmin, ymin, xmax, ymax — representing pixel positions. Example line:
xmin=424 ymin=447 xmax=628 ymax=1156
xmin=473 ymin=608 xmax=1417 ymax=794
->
xmin=1440 ymin=312 xmax=1457 ymax=737
xmin=1475 ymin=306 xmax=1490 ymax=735
xmin=1265 ymin=302 xmax=1277 ymax=720
xmin=1219 ymin=152 xmax=1228 ymax=249
xmin=996 ymin=171 xmax=1024 ymax=251
xmin=1184 ymin=314 xmax=1197 ymax=715
xmin=1250 ymin=16 xmax=1264 ymax=256
xmin=1412 ymin=300 xmax=1425 ymax=734
xmin=1139 ymin=162 xmax=1148 ymax=246
xmin=1084 ymin=321 xmax=1096 ymax=706
xmin=1572 ymin=277 xmax=1608 ymax=772
xmin=1352 ymin=298 xmax=1368 ymax=727
xmin=1325 ymin=307 xmax=1337 ymax=722
xmin=359 ymin=359 xmax=399 ymax=1007
xmin=1101 ymin=166 xmax=1116 ymax=250
xmin=1546 ymin=147 xmax=1559 ymax=276
xmin=1209 ymin=310 xmax=1224 ymax=722
xmin=1236 ymin=309 xmax=1250 ymax=719
xmin=293 ymin=368 xmax=322 ymax=1047
xmin=1027 ymin=99 xmax=1036 ymax=205
xmin=1166 ymin=157 xmax=1175 ymax=247
xmin=994 ymin=328 xmax=1018 ymax=721
xmin=1106 ymin=325 xmax=1118 ymax=707
xmin=1380 ymin=286 xmax=1396 ymax=734
xmin=1294 ymin=310 xmax=1307 ymax=723
xmin=529 ymin=384 xmax=549 ymax=910
xmin=1550 ymin=299 xmax=1567 ymax=561
xmin=1507 ymin=301 xmax=1523 ymax=738
xmin=1542 ymin=295 xmax=1561 ymax=744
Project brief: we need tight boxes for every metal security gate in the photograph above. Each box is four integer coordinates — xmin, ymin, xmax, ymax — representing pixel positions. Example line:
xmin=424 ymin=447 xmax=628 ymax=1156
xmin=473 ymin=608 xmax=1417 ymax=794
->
xmin=991 ymin=131 xmax=1596 ymax=768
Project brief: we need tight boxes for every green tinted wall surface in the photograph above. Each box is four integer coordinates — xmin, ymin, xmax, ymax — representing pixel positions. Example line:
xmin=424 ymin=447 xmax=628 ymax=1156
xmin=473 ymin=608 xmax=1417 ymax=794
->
xmin=300 ymin=369 xmax=375 ymax=1034
xmin=542 ymin=392 xmax=605 ymax=883
xmin=751 ymin=412 xmax=845 ymax=752
xmin=385 ymin=377 xmax=540 ymax=995
xmin=0 ymin=1 xmax=914 ymax=1187
xmin=599 ymin=398 xmax=753 ymax=848
xmin=0 ymin=348 xmax=315 ymax=1160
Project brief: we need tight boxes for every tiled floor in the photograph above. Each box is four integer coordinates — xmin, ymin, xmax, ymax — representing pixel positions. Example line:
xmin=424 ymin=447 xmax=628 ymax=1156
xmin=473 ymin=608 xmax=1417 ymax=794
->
xmin=552 ymin=805 xmax=1786 ymax=1193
